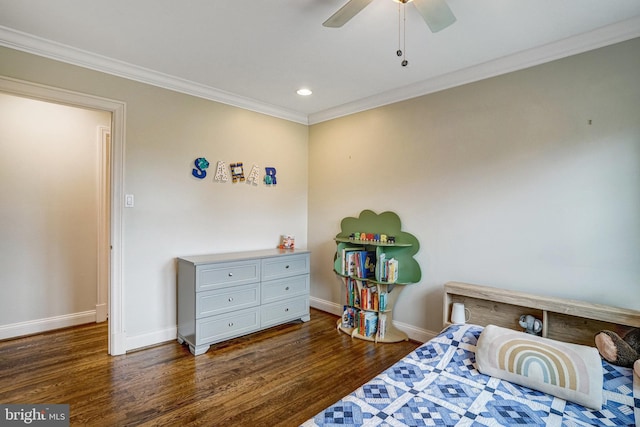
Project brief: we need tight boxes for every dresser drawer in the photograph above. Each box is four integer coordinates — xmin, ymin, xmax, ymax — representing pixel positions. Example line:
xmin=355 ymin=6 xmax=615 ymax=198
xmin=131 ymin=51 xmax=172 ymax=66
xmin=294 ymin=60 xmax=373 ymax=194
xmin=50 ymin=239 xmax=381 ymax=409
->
xmin=196 ymin=283 xmax=260 ymax=319
xmin=261 ymin=296 xmax=309 ymax=328
xmin=196 ymin=259 xmax=260 ymax=291
xmin=261 ymin=254 xmax=309 ymax=281
xmin=262 ymin=275 xmax=309 ymax=304
xmin=195 ymin=307 xmax=260 ymax=345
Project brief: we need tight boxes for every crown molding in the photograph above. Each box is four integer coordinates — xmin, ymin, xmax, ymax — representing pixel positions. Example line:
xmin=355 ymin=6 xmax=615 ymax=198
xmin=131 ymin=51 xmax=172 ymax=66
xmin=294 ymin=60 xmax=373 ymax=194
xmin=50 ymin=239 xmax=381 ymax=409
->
xmin=308 ymin=16 xmax=640 ymax=124
xmin=0 ymin=26 xmax=309 ymax=125
xmin=2 ymin=17 xmax=639 ymax=127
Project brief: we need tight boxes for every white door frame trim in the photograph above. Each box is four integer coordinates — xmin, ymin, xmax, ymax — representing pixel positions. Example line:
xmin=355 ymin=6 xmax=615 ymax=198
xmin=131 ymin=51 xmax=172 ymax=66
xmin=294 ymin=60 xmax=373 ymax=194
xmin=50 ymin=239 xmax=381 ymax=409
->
xmin=96 ymin=126 xmax=110 ymax=323
xmin=0 ymin=76 xmax=127 ymax=355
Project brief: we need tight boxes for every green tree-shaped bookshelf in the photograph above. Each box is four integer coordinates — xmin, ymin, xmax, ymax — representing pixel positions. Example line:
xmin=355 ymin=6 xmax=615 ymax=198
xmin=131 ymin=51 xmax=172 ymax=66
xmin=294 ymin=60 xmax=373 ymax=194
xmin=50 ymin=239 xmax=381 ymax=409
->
xmin=334 ymin=210 xmax=421 ymax=342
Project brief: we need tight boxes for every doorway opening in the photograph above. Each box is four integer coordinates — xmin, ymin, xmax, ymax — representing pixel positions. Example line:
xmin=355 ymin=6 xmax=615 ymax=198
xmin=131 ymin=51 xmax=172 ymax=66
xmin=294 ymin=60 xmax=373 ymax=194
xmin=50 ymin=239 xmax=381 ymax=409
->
xmin=0 ymin=76 xmax=125 ymax=355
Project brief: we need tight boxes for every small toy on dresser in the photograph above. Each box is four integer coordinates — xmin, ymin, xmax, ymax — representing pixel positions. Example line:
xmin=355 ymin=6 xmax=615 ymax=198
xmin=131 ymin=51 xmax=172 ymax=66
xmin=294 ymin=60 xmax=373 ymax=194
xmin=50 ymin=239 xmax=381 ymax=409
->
xmin=278 ymin=235 xmax=295 ymax=249
xmin=594 ymin=328 xmax=640 ymax=378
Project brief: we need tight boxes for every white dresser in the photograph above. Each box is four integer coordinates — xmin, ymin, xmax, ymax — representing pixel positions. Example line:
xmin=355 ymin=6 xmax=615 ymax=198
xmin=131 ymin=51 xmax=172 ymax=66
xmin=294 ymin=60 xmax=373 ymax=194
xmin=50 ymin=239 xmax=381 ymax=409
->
xmin=177 ymin=249 xmax=310 ymax=355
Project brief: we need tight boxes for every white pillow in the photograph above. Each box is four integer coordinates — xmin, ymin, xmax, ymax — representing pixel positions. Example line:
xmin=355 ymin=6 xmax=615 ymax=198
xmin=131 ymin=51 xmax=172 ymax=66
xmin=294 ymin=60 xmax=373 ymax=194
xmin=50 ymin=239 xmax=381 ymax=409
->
xmin=476 ymin=324 xmax=603 ymax=410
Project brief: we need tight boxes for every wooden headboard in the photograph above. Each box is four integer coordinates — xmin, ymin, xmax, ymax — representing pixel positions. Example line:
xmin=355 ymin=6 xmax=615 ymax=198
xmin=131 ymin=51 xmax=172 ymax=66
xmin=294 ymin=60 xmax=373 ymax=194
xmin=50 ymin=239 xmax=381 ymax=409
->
xmin=443 ymin=281 xmax=640 ymax=346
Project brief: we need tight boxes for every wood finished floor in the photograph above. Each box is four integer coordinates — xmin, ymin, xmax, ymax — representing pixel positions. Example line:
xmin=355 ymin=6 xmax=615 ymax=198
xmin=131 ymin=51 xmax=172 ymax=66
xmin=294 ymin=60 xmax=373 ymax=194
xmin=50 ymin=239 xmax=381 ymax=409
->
xmin=0 ymin=309 xmax=420 ymax=426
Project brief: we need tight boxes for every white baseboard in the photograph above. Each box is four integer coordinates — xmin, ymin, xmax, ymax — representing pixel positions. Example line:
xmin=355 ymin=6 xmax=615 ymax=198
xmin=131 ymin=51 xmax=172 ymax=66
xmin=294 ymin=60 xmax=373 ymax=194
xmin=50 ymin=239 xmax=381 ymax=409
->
xmin=0 ymin=301 xmax=438 ymax=352
xmin=398 ymin=322 xmax=438 ymax=344
xmin=96 ymin=303 xmax=108 ymax=322
xmin=310 ymin=296 xmax=438 ymax=344
xmin=0 ymin=310 xmax=97 ymax=340
xmin=125 ymin=326 xmax=177 ymax=352
xmin=310 ymin=296 xmax=343 ymax=316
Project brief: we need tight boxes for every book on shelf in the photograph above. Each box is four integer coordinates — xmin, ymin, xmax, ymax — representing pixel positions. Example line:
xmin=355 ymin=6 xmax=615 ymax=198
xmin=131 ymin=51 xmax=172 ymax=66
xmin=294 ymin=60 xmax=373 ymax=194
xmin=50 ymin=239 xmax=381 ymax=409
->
xmin=377 ymin=254 xmax=399 ymax=283
xmin=377 ymin=313 xmax=387 ymax=340
xmin=341 ymin=247 xmax=360 ymax=275
xmin=358 ymin=311 xmax=378 ymax=337
xmin=354 ymin=250 xmax=376 ymax=279
xmin=344 ymin=277 xmax=353 ymax=306
xmin=359 ymin=282 xmax=379 ymax=311
xmin=344 ymin=277 xmax=368 ymax=307
xmin=388 ymin=258 xmax=398 ymax=283
xmin=376 ymin=253 xmax=385 ymax=282
xmin=354 ymin=279 xmax=367 ymax=307
xmin=379 ymin=291 xmax=387 ymax=312
xmin=366 ymin=312 xmax=378 ymax=337
xmin=342 ymin=306 xmax=356 ymax=328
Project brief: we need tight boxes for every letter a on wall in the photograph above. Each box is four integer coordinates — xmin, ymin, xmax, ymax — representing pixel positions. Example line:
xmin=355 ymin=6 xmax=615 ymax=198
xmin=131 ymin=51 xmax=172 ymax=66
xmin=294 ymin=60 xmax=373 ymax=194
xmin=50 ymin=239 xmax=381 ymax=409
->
xmin=214 ymin=161 xmax=229 ymax=182
xmin=247 ymin=164 xmax=261 ymax=185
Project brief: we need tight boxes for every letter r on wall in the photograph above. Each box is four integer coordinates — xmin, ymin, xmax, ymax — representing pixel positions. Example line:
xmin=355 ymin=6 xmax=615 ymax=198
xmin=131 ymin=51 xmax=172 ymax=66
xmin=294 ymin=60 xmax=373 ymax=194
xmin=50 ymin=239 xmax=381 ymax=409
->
xmin=265 ymin=167 xmax=277 ymax=185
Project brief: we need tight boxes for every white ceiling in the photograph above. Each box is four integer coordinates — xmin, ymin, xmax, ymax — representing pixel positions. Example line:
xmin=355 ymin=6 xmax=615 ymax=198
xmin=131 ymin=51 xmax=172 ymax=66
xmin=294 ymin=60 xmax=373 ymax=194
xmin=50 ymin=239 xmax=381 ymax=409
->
xmin=1 ymin=0 xmax=639 ymax=124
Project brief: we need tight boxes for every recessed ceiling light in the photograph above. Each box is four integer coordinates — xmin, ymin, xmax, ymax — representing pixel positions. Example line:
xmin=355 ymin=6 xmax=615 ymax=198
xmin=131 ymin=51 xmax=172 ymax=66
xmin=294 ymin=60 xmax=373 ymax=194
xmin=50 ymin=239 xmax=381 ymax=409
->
xmin=296 ymin=88 xmax=313 ymax=96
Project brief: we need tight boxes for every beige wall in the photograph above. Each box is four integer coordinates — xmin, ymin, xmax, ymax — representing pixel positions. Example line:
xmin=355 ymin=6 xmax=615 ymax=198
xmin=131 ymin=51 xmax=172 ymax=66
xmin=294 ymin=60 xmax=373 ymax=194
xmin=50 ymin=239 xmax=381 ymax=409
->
xmin=1 ymin=37 xmax=638 ymax=347
xmin=0 ymin=47 xmax=309 ymax=348
xmin=308 ymin=38 xmax=640 ymax=336
xmin=0 ymin=93 xmax=110 ymax=326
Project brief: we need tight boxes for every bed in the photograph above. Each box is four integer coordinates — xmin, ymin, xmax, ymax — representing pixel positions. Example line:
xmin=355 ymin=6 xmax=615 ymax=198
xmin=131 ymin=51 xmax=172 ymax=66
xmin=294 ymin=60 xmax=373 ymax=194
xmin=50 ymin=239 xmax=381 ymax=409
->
xmin=302 ymin=282 xmax=640 ymax=426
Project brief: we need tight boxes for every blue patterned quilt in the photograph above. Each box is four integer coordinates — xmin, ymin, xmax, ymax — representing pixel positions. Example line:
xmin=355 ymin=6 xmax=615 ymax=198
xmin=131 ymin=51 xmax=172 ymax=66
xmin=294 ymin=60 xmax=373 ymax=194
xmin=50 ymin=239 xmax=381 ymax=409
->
xmin=302 ymin=324 xmax=639 ymax=426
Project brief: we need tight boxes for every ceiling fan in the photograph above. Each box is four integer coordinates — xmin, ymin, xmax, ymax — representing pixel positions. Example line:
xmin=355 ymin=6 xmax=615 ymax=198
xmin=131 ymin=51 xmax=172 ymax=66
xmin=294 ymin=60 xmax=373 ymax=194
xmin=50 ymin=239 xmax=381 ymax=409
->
xmin=323 ymin=0 xmax=456 ymax=33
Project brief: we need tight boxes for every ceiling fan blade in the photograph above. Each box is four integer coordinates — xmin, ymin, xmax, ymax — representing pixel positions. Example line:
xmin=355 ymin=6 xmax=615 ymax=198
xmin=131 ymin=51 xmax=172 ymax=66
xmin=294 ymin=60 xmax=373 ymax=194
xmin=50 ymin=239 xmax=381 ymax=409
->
xmin=323 ymin=0 xmax=374 ymax=27
xmin=412 ymin=0 xmax=456 ymax=33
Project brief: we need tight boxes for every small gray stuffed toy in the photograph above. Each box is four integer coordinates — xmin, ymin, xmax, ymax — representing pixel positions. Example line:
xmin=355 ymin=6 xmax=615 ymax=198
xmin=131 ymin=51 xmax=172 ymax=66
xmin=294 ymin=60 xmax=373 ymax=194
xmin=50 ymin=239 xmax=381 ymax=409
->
xmin=519 ymin=314 xmax=543 ymax=335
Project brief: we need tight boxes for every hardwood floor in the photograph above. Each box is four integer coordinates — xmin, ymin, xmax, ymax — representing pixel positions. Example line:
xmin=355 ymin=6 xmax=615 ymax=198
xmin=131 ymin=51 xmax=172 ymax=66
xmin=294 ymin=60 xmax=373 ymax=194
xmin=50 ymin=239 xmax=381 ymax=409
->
xmin=0 ymin=309 xmax=420 ymax=426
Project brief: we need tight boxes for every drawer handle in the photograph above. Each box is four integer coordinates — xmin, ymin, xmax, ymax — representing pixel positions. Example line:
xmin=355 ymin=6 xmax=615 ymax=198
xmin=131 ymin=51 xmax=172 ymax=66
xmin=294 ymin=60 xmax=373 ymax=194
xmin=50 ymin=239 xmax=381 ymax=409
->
xmin=228 ymin=322 xmax=234 ymax=327
xmin=285 ymin=286 xmax=290 ymax=291
xmin=228 ymin=297 xmax=234 ymax=302
xmin=228 ymin=272 xmax=233 ymax=277
xmin=285 ymin=308 xmax=289 ymax=312
xmin=285 ymin=265 xmax=290 ymax=269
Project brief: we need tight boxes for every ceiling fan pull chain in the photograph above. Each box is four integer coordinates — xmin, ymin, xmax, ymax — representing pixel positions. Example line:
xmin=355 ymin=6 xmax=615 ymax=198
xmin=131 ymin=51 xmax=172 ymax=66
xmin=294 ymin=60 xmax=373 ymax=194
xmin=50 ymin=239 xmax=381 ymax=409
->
xmin=401 ymin=2 xmax=408 ymax=67
xmin=397 ymin=1 xmax=403 ymax=58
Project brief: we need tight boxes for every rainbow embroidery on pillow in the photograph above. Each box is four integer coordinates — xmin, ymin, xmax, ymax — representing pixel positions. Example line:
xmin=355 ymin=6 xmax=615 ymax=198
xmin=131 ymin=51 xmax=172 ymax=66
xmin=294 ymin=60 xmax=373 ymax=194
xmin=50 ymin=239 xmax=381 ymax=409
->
xmin=475 ymin=325 xmax=603 ymax=410
xmin=498 ymin=340 xmax=577 ymax=389
xmin=493 ymin=337 xmax=592 ymax=394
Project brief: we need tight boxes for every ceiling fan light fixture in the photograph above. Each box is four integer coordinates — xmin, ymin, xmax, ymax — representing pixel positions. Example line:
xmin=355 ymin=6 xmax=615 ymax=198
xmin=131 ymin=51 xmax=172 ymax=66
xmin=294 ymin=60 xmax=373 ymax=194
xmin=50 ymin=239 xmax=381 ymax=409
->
xmin=324 ymin=0 xmax=456 ymax=32
xmin=323 ymin=0 xmax=456 ymax=66
xmin=296 ymin=88 xmax=313 ymax=96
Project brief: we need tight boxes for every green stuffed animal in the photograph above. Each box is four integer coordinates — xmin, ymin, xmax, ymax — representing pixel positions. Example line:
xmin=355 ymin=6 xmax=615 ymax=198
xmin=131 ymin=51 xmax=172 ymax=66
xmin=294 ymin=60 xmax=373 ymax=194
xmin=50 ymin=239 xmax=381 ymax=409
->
xmin=594 ymin=328 xmax=640 ymax=377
